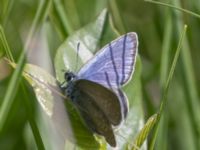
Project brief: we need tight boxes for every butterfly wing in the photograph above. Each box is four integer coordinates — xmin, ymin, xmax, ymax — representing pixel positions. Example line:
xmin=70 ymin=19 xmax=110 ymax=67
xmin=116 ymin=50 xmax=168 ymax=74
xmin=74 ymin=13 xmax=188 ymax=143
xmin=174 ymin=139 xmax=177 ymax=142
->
xmin=113 ymin=88 xmax=129 ymax=118
xmin=77 ymin=32 xmax=138 ymax=88
xmin=73 ymin=79 xmax=122 ymax=125
xmin=76 ymin=106 xmax=116 ymax=147
xmin=77 ymin=32 xmax=138 ymax=119
xmin=70 ymin=79 xmax=122 ymax=147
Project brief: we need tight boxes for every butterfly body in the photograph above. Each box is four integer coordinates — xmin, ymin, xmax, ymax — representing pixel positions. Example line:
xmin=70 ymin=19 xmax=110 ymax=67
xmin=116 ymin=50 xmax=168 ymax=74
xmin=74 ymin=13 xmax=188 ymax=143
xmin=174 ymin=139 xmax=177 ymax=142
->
xmin=62 ymin=32 xmax=138 ymax=147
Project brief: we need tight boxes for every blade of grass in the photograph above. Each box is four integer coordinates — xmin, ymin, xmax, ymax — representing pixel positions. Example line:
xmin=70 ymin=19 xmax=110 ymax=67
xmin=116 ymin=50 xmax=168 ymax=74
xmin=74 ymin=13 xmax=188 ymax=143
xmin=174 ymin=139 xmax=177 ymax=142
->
xmin=0 ymin=26 xmax=14 ymax=61
xmin=94 ymin=0 xmax=107 ymax=16
xmin=52 ymin=0 xmax=74 ymax=35
xmin=1 ymin=0 xmax=15 ymax=27
xmin=0 ymin=0 xmax=51 ymax=149
xmin=21 ymin=83 xmax=45 ymax=150
xmin=0 ymin=33 xmax=25 ymax=133
xmin=0 ymin=0 xmax=51 ymax=128
xmin=155 ymin=113 xmax=168 ymax=150
xmin=145 ymin=0 xmax=200 ymax=19
xmin=160 ymin=10 xmax=172 ymax=86
xmin=157 ymin=6 xmax=173 ymax=150
xmin=107 ymin=0 xmax=126 ymax=34
xmin=64 ymin=0 xmax=81 ymax=29
xmin=149 ymin=25 xmax=188 ymax=150
xmin=172 ymin=0 xmax=200 ymax=149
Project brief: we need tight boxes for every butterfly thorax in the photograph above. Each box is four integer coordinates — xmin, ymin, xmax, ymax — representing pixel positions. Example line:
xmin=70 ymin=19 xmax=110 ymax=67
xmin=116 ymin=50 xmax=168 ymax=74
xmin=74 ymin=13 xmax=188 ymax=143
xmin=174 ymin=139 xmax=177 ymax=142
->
xmin=64 ymin=71 xmax=78 ymax=100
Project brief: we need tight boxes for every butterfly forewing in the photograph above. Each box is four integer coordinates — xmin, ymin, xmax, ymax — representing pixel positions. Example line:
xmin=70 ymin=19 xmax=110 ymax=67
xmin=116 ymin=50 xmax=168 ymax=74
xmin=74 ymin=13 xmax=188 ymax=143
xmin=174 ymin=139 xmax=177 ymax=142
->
xmin=78 ymin=32 xmax=138 ymax=88
xmin=74 ymin=79 xmax=122 ymax=125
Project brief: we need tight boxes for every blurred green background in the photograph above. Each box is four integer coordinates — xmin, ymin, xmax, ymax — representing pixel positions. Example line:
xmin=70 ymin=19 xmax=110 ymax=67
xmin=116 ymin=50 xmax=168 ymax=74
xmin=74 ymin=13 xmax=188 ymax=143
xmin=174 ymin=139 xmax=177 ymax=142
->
xmin=0 ymin=0 xmax=200 ymax=149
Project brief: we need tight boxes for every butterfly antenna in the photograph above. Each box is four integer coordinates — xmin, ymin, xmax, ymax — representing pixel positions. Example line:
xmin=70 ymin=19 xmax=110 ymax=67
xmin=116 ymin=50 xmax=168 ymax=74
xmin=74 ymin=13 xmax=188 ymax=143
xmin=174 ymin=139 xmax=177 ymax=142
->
xmin=74 ymin=42 xmax=80 ymax=72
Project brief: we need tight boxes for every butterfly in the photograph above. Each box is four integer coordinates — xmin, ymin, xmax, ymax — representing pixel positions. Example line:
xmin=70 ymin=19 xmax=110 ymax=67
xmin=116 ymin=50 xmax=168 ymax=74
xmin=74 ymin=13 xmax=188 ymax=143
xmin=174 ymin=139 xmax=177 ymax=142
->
xmin=61 ymin=32 xmax=138 ymax=147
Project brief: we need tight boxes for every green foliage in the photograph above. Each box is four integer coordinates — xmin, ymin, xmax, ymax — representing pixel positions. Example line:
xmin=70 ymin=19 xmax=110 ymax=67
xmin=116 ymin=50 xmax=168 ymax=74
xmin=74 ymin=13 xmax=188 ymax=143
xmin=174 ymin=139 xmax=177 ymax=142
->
xmin=0 ymin=0 xmax=200 ymax=150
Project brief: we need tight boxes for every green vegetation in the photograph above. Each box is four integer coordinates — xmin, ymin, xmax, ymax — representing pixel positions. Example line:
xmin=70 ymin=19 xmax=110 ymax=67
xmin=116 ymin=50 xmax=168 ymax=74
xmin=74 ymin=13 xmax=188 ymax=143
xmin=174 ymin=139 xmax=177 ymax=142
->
xmin=0 ymin=0 xmax=200 ymax=149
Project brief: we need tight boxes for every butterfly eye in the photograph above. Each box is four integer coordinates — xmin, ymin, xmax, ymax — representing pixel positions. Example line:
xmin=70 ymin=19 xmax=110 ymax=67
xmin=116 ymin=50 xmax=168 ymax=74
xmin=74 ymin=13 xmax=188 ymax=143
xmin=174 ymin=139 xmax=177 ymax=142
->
xmin=65 ymin=72 xmax=75 ymax=82
xmin=67 ymin=76 xmax=72 ymax=81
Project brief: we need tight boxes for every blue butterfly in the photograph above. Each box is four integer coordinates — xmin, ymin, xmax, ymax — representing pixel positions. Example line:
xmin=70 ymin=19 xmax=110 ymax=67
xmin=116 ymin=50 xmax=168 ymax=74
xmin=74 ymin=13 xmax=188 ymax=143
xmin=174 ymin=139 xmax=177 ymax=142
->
xmin=62 ymin=32 xmax=138 ymax=147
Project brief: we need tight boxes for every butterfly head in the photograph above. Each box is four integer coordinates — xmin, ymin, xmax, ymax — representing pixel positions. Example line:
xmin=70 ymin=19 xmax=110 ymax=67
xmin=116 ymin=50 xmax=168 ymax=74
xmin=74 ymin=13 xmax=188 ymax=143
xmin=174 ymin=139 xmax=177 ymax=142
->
xmin=64 ymin=71 xmax=76 ymax=82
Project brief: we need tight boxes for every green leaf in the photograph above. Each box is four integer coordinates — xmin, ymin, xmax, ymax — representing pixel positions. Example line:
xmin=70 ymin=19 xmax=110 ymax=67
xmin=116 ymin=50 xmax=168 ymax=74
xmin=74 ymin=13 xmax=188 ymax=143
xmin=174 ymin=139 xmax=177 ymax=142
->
xmin=145 ymin=0 xmax=200 ymax=19
xmin=23 ymin=64 xmax=57 ymax=116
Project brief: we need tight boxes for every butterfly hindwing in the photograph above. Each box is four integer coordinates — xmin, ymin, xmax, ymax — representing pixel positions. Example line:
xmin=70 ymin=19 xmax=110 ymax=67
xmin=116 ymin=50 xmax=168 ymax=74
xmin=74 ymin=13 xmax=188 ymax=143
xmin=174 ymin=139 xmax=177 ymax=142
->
xmin=113 ymin=88 xmax=129 ymax=118
xmin=70 ymin=79 xmax=120 ymax=146
xmin=73 ymin=79 xmax=122 ymax=125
